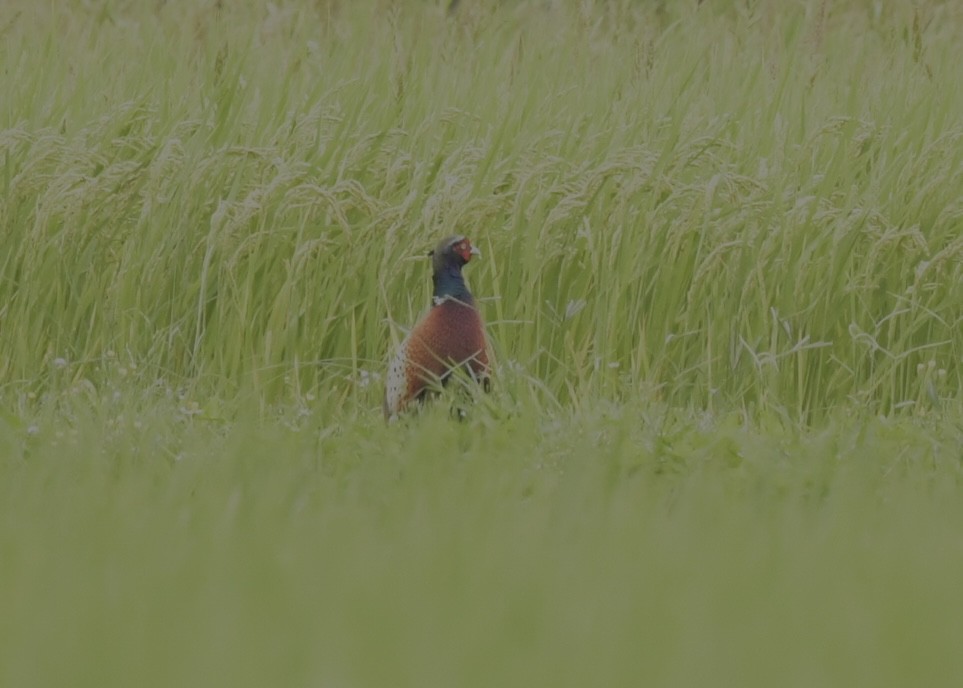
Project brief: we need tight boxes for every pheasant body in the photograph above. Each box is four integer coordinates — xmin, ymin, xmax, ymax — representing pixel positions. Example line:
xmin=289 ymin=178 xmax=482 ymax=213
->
xmin=384 ymin=236 xmax=490 ymax=420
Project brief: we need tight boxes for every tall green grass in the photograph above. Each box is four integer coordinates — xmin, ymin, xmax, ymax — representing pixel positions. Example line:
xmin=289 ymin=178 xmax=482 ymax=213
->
xmin=1 ymin=0 xmax=959 ymax=416
xmin=2 ymin=2 xmax=963 ymax=687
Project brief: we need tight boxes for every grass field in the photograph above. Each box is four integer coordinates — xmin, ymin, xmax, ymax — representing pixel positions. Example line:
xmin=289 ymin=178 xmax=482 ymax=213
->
xmin=1 ymin=1 xmax=962 ymax=686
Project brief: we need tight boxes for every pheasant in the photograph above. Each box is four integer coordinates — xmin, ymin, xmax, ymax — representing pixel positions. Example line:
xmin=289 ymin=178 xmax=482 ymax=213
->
xmin=384 ymin=235 xmax=491 ymax=421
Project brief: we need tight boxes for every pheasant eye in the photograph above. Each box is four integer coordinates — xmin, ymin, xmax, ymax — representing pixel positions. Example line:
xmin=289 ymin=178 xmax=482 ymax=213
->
xmin=454 ymin=241 xmax=472 ymax=260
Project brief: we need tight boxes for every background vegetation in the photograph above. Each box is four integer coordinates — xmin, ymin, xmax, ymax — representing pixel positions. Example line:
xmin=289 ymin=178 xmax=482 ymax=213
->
xmin=1 ymin=1 xmax=961 ymax=686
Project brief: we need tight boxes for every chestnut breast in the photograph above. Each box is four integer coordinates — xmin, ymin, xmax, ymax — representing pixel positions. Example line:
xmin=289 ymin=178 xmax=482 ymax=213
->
xmin=406 ymin=298 xmax=489 ymax=388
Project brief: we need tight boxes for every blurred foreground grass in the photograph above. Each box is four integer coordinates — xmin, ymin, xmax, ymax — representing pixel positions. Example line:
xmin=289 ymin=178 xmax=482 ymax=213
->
xmin=2 ymin=394 xmax=963 ymax=687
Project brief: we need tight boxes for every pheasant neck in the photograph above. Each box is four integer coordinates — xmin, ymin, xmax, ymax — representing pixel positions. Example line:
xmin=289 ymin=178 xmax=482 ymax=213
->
xmin=432 ymin=265 xmax=473 ymax=304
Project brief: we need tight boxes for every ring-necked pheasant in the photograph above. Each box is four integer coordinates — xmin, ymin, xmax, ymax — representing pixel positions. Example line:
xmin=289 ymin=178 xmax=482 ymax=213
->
xmin=384 ymin=235 xmax=491 ymax=421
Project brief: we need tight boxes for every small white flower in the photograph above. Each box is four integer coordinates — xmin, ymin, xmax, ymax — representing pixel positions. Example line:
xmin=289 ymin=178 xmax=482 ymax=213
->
xmin=53 ymin=358 xmax=68 ymax=369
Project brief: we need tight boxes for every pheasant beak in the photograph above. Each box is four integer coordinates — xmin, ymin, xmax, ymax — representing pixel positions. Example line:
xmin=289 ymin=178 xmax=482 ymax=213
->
xmin=470 ymin=245 xmax=482 ymax=259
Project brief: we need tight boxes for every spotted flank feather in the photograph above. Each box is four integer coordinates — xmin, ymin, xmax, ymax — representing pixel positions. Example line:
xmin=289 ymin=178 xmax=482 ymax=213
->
xmin=384 ymin=236 xmax=491 ymax=421
xmin=383 ymin=337 xmax=410 ymax=420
